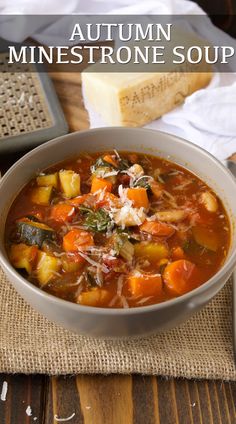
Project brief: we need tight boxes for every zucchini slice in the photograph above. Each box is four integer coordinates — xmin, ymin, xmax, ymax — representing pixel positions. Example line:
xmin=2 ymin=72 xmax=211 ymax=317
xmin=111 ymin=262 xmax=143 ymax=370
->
xmin=9 ymin=243 xmax=38 ymax=274
xmin=36 ymin=173 xmax=58 ymax=188
xmin=17 ymin=220 xmax=55 ymax=248
xmin=31 ymin=186 xmax=53 ymax=205
xmin=36 ymin=251 xmax=61 ymax=286
xmin=59 ymin=170 xmax=81 ymax=198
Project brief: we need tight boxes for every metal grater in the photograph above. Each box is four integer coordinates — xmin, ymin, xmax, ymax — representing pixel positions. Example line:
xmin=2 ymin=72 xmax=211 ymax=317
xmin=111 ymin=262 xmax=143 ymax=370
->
xmin=0 ymin=51 xmax=68 ymax=154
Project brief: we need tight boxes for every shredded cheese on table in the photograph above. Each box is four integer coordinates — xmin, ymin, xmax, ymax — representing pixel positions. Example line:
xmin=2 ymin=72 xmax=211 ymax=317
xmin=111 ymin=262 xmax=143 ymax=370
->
xmin=0 ymin=381 xmax=8 ymax=401
xmin=26 ymin=405 xmax=32 ymax=416
xmin=54 ymin=412 xmax=76 ymax=422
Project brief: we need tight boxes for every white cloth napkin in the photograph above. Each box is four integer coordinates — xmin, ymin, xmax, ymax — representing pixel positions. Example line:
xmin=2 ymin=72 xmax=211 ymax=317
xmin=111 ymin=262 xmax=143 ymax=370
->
xmin=1 ymin=0 xmax=236 ymax=160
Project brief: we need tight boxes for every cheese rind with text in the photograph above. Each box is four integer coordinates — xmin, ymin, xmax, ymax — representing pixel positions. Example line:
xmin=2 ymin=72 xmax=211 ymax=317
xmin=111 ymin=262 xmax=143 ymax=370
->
xmin=82 ymin=70 xmax=212 ymax=127
xmin=82 ymin=28 xmax=213 ymax=127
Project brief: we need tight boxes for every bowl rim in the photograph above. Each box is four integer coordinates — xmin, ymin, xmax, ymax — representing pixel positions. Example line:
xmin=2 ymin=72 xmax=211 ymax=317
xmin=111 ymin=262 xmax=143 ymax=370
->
xmin=0 ymin=126 xmax=236 ymax=316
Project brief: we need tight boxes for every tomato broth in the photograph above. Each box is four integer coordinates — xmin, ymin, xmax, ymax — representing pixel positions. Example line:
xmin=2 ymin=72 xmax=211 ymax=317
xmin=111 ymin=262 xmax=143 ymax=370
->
xmin=5 ymin=151 xmax=230 ymax=308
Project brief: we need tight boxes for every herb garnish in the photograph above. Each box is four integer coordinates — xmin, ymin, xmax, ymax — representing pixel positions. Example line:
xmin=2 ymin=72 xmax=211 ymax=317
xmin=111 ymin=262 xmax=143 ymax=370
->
xmin=80 ymin=206 xmax=112 ymax=233
xmin=133 ymin=176 xmax=151 ymax=190
xmin=91 ymin=155 xmax=130 ymax=174
xmin=91 ymin=157 xmax=115 ymax=173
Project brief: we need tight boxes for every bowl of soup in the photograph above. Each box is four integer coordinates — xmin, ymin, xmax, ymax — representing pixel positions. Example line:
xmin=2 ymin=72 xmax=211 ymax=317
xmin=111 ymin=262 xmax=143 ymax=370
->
xmin=0 ymin=128 xmax=236 ymax=338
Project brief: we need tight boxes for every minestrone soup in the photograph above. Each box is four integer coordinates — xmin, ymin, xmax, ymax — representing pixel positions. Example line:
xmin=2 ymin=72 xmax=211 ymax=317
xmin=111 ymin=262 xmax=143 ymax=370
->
xmin=5 ymin=151 xmax=230 ymax=308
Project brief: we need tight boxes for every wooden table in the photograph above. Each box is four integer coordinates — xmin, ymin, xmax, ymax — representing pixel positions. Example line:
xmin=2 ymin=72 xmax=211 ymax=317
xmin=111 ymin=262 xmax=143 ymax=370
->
xmin=0 ymin=71 xmax=236 ymax=424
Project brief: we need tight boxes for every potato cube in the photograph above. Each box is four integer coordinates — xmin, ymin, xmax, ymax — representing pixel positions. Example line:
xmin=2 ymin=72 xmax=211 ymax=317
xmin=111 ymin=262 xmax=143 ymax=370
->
xmin=59 ymin=170 xmax=81 ymax=198
xmin=31 ymin=186 xmax=53 ymax=206
xmin=77 ymin=288 xmax=110 ymax=306
xmin=36 ymin=251 xmax=61 ymax=286
xmin=9 ymin=243 xmax=38 ymax=274
xmin=36 ymin=173 xmax=58 ymax=188
xmin=134 ymin=242 xmax=169 ymax=262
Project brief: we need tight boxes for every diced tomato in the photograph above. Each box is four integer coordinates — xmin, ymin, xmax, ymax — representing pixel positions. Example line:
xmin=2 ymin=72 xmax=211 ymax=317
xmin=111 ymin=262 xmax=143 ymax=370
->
xmin=103 ymin=257 xmax=127 ymax=282
xmin=95 ymin=192 xmax=121 ymax=210
xmin=103 ymin=257 xmax=127 ymax=272
xmin=68 ymin=193 xmax=96 ymax=208
xmin=118 ymin=174 xmax=131 ymax=186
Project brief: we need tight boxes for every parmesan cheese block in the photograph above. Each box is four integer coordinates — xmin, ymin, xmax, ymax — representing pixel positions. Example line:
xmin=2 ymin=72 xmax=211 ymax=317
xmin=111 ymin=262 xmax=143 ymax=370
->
xmin=82 ymin=29 xmax=213 ymax=127
xmin=82 ymin=70 xmax=212 ymax=127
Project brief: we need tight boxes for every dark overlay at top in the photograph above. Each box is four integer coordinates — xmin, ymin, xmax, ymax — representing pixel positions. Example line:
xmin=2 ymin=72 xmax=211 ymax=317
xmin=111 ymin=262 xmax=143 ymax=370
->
xmin=0 ymin=15 xmax=235 ymax=72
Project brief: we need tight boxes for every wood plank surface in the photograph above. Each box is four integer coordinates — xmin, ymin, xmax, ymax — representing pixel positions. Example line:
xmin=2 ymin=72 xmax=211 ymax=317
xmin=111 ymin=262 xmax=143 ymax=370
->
xmin=1 ymin=14 xmax=236 ymax=423
xmin=47 ymin=72 xmax=89 ymax=133
xmin=0 ymin=375 xmax=235 ymax=424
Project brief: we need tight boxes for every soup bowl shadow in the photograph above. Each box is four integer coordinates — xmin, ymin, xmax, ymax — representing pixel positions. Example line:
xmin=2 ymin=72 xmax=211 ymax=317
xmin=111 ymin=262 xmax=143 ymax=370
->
xmin=0 ymin=128 xmax=236 ymax=338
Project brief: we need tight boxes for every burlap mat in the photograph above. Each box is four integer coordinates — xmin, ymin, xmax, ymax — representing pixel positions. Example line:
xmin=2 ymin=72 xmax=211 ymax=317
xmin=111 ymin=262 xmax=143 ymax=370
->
xmin=0 ymin=267 xmax=235 ymax=380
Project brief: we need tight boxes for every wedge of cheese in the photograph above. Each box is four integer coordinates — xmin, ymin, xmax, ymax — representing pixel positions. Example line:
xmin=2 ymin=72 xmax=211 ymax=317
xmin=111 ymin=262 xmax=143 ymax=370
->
xmin=82 ymin=70 xmax=212 ymax=127
xmin=82 ymin=28 xmax=212 ymax=127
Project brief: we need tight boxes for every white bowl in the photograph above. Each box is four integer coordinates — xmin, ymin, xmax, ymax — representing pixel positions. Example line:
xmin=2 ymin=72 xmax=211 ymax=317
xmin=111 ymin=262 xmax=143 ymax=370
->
xmin=0 ymin=128 xmax=236 ymax=338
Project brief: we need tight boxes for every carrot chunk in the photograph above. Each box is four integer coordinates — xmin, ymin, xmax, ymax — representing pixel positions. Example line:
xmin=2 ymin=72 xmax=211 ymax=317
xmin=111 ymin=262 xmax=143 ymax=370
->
xmin=128 ymin=273 xmax=163 ymax=297
xmin=63 ymin=229 xmax=94 ymax=252
xmin=127 ymin=188 xmax=149 ymax=209
xmin=91 ymin=177 xmax=112 ymax=194
xmin=103 ymin=154 xmax=118 ymax=168
xmin=140 ymin=220 xmax=175 ymax=237
xmin=50 ymin=204 xmax=75 ymax=222
xmin=163 ymin=260 xmax=198 ymax=296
